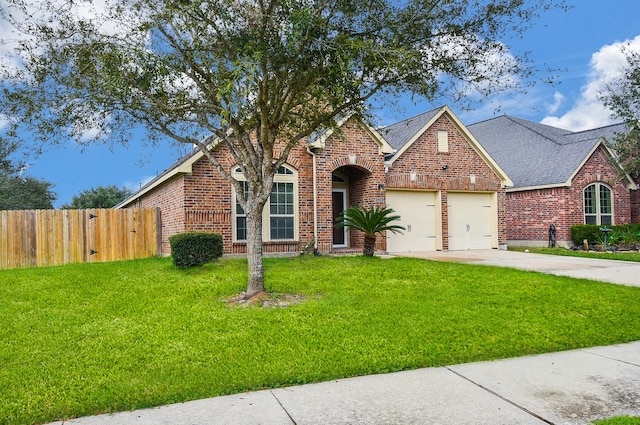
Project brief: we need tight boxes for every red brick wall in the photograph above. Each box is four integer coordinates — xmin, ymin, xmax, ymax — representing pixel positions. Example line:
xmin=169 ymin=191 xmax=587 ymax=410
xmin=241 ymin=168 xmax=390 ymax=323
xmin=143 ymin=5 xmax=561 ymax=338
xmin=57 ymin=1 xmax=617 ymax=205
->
xmin=182 ymin=159 xmax=234 ymax=250
xmin=506 ymin=146 xmax=633 ymax=246
xmin=631 ymin=177 xmax=640 ymax=223
xmin=311 ymin=119 xmax=388 ymax=252
xmin=385 ymin=113 xmax=507 ymax=247
xmin=127 ymin=176 xmax=186 ymax=254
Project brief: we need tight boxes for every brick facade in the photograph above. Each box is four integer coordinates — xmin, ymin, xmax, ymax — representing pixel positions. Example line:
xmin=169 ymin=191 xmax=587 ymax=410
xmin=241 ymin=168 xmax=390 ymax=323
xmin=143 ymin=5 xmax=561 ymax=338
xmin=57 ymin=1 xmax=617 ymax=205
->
xmin=129 ymin=176 xmax=186 ymax=254
xmin=125 ymin=111 xmax=640 ymax=255
xmin=126 ymin=118 xmax=388 ymax=255
xmin=506 ymin=145 xmax=633 ymax=247
xmin=385 ymin=114 xmax=508 ymax=248
xmin=123 ymin=112 xmax=514 ymax=256
xmin=632 ymin=177 xmax=640 ymax=224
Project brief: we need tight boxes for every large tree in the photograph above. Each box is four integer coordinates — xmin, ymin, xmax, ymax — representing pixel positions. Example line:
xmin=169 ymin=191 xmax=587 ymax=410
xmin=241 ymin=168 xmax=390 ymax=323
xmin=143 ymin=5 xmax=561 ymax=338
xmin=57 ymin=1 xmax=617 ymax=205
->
xmin=0 ymin=175 xmax=57 ymax=210
xmin=601 ymin=48 xmax=640 ymax=177
xmin=62 ymin=185 xmax=134 ymax=209
xmin=0 ymin=140 xmax=57 ymax=210
xmin=0 ymin=0 xmax=564 ymax=297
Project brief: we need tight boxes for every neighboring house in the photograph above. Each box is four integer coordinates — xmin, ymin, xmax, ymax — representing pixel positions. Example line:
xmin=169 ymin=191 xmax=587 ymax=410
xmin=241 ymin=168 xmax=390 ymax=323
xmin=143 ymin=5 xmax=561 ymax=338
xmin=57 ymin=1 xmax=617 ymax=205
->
xmin=467 ymin=116 xmax=638 ymax=248
xmin=117 ymin=106 xmax=513 ymax=255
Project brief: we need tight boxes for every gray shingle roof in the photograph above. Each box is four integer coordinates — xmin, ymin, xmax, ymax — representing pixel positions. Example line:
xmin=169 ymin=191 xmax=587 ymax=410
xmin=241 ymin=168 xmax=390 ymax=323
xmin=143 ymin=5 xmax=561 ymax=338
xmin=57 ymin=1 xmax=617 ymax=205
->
xmin=379 ymin=108 xmax=441 ymax=152
xmin=467 ymin=116 xmax=626 ymax=189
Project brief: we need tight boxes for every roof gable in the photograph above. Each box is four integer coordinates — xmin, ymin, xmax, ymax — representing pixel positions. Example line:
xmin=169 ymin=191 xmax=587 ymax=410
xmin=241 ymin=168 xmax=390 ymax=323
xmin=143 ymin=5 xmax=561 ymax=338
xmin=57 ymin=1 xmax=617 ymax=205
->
xmin=382 ymin=106 xmax=513 ymax=187
xmin=117 ymin=117 xmax=393 ymax=208
xmin=380 ymin=108 xmax=441 ymax=152
xmin=307 ymin=113 xmax=394 ymax=155
xmin=114 ymin=148 xmax=201 ymax=208
xmin=467 ymin=116 xmax=635 ymax=191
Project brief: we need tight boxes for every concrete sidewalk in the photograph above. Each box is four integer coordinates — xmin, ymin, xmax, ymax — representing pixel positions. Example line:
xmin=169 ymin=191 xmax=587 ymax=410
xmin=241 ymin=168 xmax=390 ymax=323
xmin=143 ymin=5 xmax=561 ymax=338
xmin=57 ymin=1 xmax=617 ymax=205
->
xmin=395 ymin=249 xmax=640 ymax=287
xmin=50 ymin=342 xmax=640 ymax=425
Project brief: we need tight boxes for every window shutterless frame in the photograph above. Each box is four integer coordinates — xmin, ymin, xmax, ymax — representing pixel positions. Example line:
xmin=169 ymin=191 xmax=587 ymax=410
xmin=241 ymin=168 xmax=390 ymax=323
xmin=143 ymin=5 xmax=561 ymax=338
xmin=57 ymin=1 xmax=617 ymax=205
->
xmin=232 ymin=165 xmax=298 ymax=242
xmin=583 ymin=183 xmax=613 ymax=225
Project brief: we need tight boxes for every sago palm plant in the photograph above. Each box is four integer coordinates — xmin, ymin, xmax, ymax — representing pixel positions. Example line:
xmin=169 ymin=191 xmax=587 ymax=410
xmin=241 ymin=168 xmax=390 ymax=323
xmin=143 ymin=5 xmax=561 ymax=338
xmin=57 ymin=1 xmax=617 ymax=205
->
xmin=336 ymin=205 xmax=405 ymax=256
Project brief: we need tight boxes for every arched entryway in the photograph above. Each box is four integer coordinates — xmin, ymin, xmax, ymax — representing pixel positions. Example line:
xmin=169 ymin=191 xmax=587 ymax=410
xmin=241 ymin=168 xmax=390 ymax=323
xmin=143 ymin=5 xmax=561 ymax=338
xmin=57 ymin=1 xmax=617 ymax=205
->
xmin=331 ymin=165 xmax=374 ymax=250
xmin=332 ymin=172 xmax=348 ymax=247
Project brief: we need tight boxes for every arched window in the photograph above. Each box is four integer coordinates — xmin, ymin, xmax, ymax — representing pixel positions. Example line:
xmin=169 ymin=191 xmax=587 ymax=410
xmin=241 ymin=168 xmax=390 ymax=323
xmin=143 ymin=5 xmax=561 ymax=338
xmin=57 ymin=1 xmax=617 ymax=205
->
xmin=584 ymin=183 xmax=613 ymax=225
xmin=232 ymin=165 xmax=297 ymax=242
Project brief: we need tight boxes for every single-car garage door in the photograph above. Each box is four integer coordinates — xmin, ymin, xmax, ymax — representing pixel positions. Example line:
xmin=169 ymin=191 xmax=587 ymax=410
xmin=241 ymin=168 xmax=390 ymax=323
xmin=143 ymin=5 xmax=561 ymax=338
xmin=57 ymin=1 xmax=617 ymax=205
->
xmin=447 ymin=192 xmax=494 ymax=250
xmin=386 ymin=190 xmax=437 ymax=252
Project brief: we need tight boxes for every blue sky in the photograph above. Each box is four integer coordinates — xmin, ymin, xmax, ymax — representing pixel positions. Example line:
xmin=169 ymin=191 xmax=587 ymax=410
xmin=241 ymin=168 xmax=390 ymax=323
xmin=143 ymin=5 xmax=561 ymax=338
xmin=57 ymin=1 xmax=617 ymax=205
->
xmin=4 ymin=0 xmax=640 ymax=208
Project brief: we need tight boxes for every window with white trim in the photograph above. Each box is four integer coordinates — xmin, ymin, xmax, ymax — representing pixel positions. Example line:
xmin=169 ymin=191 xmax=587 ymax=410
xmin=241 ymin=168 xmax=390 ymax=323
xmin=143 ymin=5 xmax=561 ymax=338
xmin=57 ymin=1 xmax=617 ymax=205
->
xmin=232 ymin=165 xmax=297 ymax=241
xmin=270 ymin=181 xmax=295 ymax=239
xmin=584 ymin=183 xmax=613 ymax=225
xmin=235 ymin=181 xmax=248 ymax=241
xmin=437 ymin=130 xmax=449 ymax=153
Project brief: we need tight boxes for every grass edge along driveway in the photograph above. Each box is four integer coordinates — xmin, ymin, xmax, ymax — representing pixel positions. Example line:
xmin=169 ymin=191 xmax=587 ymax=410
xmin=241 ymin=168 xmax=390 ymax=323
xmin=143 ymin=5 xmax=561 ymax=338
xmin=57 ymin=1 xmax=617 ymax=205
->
xmin=2 ymin=255 xmax=640 ymax=425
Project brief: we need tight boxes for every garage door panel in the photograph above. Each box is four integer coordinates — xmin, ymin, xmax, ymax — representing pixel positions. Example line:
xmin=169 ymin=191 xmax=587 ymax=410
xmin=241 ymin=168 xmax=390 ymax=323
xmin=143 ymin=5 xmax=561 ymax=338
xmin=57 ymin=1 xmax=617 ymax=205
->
xmin=448 ymin=193 xmax=493 ymax=251
xmin=386 ymin=191 xmax=437 ymax=252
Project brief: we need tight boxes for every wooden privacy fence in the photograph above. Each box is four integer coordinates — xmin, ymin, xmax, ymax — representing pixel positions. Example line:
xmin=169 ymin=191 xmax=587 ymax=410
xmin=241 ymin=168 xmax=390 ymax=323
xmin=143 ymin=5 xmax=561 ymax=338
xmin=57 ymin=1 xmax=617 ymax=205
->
xmin=0 ymin=208 xmax=161 ymax=269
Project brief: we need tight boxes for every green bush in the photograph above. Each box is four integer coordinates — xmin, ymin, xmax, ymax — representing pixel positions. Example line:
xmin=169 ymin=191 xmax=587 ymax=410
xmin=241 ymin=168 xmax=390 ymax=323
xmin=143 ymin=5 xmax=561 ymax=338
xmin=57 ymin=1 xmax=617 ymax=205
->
xmin=571 ymin=223 xmax=640 ymax=247
xmin=616 ymin=224 xmax=640 ymax=245
xmin=169 ymin=232 xmax=223 ymax=268
xmin=571 ymin=224 xmax=602 ymax=246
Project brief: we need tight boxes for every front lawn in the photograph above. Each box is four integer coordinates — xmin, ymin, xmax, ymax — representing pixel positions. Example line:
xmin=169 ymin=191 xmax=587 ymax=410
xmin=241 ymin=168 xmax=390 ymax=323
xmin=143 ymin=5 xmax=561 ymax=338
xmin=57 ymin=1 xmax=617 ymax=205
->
xmin=509 ymin=246 xmax=640 ymax=262
xmin=2 ymin=256 xmax=640 ymax=425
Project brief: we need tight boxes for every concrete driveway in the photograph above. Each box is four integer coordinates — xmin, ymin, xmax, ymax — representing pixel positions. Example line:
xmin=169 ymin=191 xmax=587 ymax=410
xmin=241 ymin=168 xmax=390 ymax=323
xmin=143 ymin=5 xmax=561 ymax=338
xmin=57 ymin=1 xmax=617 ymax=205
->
xmin=394 ymin=249 xmax=640 ymax=287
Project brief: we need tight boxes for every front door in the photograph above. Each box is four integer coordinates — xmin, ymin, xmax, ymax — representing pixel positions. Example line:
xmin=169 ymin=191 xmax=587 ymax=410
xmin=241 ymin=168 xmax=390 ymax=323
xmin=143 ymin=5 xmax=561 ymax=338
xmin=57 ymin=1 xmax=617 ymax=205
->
xmin=332 ymin=189 xmax=347 ymax=247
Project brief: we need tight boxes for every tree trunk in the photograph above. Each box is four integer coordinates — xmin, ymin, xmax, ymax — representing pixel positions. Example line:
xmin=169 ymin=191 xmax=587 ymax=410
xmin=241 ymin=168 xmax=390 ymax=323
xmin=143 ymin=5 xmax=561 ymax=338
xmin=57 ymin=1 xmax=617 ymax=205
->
xmin=363 ymin=234 xmax=376 ymax=257
xmin=245 ymin=207 xmax=265 ymax=298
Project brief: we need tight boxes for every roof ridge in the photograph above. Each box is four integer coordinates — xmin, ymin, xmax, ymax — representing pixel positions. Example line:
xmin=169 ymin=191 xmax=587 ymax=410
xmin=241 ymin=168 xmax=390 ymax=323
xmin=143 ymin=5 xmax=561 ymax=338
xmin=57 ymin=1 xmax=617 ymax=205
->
xmin=568 ymin=122 xmax=625 ymax=135
xmin=467 ymin=114 xmax=509 ymax=127
xmin=503 ymin=116 xmax=571 ymax=145
xmin=382 ymin=105 xmax=445 ymax=129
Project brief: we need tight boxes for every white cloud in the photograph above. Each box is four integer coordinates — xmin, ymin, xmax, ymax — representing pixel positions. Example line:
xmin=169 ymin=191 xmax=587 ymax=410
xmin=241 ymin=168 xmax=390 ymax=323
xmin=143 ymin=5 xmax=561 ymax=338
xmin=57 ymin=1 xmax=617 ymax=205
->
xmin=1 ymin=0 xmax=151 ymax=76
xmin=541 ymin=35 xmax=640 ymax=131
xmin=547 ymin=91 xmax=564 ymax=115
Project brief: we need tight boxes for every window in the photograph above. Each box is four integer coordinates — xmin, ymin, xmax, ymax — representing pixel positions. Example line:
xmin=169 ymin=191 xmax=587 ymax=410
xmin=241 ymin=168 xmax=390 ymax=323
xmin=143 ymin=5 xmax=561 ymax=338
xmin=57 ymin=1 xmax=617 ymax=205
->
xmin=277 ymin=165 xmax=293 ymax=175
xmin=235 ymin=181 xmax=248 ymax=241
xmin=584 ymin=183 xmax=612 ymax=225
xmin=437 ymin=130 xmax=449 ymax=153
xmin=232 ymin=165 xmax=297 ymax=241
xmin=270 ymin=182 xmax=294 ymax=239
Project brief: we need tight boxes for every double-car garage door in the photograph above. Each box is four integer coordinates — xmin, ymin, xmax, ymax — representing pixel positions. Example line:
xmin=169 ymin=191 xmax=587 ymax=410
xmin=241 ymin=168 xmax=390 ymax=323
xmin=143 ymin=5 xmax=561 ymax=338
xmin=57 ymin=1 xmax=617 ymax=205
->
xmin=386 ymin=190 xmax=495 ymax=252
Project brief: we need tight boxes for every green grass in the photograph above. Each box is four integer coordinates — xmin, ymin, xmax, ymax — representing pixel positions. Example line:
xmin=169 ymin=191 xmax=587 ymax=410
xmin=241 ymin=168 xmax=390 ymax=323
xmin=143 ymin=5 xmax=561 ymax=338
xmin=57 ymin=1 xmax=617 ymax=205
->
xmin=2 ymin=256 xmax=640 ymax=425
xmin=510 ymin=246 xmax=640 ymax=262
xmin=592 ymin=417 xmax=640 ymax=425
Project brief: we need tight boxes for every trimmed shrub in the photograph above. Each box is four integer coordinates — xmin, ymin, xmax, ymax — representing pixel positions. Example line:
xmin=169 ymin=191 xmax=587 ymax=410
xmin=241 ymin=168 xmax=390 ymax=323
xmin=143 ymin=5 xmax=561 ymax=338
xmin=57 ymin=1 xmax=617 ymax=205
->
xmin=169 ymin=232 xmax=223 ymax=268
xmin=570 ymin=224 xmax=602 ymax=246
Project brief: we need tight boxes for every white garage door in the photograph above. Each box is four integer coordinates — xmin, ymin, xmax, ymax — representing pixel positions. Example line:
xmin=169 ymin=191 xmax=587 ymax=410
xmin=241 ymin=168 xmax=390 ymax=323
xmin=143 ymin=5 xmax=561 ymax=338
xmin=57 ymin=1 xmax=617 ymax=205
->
xmin=448 ymin=192 xmax=494 ymax=251
xmin=386 ymin=190 xmax=437 ymax=252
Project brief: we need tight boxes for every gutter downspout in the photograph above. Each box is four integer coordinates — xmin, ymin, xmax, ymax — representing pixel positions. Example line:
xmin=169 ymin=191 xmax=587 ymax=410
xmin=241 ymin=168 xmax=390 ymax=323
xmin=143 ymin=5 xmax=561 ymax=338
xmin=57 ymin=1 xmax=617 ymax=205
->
xmin=307 ymin=145 xmax=319 ymax=255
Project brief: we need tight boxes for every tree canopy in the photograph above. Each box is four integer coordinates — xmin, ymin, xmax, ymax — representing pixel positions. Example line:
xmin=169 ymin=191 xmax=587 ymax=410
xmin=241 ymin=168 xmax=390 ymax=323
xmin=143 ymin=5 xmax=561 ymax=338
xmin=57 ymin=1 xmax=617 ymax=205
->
xmin=601 ymin=48 xmax=640 ymax=177
xmin=62 ymin=185 xmax=134 ymax=209
xmin=0 ymin=143 xmax=57 ymax=210
xmin=0 ymin=0 xmax=565 ymax=295
xmin=0 ymin=175 xmax=57 ymax=210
